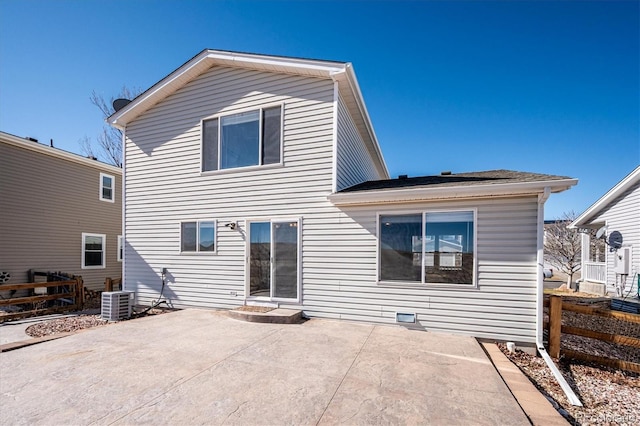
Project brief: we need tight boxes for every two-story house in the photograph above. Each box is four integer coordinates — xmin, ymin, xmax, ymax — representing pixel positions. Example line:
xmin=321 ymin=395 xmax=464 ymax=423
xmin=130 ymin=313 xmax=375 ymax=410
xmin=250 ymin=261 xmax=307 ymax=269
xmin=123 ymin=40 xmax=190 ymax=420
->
xmin=108 ymin=49 xmax=576 ymax=346
xmin=0 ymin=131 xmax=123 ymax=291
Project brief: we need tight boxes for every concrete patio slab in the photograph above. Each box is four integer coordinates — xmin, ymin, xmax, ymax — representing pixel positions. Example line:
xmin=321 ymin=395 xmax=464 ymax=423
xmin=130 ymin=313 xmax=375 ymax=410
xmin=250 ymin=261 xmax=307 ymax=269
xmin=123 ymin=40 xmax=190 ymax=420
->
xmin=0 ymin=309 xmax=530 ymax=425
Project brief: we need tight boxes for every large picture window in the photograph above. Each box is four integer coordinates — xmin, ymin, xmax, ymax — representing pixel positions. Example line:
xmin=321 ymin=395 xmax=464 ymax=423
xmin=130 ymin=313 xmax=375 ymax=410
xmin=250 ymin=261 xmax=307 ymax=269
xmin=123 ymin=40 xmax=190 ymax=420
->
xmin=379 ymin=211 xmax=475 ymax=285
xmin=202 ymin=105 xmax=282 ymax=172
xmin=181 ymin=221 xmax=216 ymax=253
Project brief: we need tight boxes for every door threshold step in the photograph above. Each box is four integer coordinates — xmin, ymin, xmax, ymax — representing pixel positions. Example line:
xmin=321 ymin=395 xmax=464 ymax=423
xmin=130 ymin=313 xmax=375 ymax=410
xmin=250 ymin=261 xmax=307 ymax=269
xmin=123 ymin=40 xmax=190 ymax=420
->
xmin=227 ymin=308 xmax=303 ymax=324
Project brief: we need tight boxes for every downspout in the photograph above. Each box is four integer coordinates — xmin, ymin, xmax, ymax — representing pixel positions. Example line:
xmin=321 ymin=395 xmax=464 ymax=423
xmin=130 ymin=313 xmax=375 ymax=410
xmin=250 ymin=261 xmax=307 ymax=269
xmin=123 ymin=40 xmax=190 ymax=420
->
xmin=121 ymin=126 xmax=127 ymax=292
xmin=536 ymin=187 xmax=583 ymax=406
xmin=329 ymin=71 xmax=342 ymax=194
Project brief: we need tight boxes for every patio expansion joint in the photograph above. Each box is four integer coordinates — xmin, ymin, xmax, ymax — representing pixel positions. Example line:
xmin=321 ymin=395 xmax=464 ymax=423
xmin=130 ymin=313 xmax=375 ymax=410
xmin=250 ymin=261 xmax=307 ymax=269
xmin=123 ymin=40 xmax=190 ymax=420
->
xmin=99 ymin=326 xmax=284 ymax=426
xmin=315 ymin=324 xmax=375 ymax=426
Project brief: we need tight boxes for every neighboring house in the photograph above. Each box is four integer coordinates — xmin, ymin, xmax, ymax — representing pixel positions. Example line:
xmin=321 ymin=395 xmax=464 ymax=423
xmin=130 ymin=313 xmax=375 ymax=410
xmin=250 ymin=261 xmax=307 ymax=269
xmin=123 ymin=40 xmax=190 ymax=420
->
xmin=0 ymin=131 xmax=123 ymax=291
xmin=570 ymin=166 xmax=640 ymax=296
xmin=108 ymin=49 xmax=576 ymax=345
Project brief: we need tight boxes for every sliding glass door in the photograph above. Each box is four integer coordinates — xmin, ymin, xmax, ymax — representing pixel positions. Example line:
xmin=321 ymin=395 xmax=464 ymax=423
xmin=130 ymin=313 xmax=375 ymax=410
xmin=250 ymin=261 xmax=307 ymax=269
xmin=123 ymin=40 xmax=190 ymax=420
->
xmin=248 ymin=219 xmax=299 ymax=300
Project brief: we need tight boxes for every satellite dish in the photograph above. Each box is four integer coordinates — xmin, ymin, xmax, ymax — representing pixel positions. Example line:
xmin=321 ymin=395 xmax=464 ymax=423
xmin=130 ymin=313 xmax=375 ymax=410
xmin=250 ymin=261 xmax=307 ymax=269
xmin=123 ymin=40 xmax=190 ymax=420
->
xmin=113 ymin=98 xmax=132 ymax=112
xmin=608 ymin=231 xmax=623 ymax=250
xmin=595 ymin=226 xmax=606 ymax=239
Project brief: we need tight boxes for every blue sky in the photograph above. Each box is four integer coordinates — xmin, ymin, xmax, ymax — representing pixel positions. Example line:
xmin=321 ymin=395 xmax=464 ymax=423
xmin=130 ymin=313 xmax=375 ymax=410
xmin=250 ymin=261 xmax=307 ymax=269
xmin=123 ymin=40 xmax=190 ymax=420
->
xmin=1 ymin=0 xmax=638 ymax=219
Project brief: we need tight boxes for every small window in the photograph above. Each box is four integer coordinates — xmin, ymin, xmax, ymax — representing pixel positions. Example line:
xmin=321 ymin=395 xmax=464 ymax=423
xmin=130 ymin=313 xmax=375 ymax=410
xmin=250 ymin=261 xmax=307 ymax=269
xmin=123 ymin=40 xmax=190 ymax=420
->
xmin=202 ymin=105 xmax=282 ymax=172
xmin=100 ymin=173 xmax=115 ymax=202
xmin=117 ymin=235 xmax=123 ymax=262
xmin=181 ymin=221 xmax=216 ymax=253
xmin=82 ymin=233 xmax=106 ymax=269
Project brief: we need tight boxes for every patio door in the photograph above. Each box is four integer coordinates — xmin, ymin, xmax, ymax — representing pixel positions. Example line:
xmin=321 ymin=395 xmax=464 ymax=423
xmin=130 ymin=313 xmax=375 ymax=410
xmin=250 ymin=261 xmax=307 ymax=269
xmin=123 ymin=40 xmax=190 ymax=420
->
xmin=248 ymin=219 xmax=299 ymax=301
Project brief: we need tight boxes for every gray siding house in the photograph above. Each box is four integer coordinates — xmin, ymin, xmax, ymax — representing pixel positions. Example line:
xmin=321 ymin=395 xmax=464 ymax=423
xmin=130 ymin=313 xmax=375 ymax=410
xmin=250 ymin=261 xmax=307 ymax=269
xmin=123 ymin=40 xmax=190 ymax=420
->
xmin=108 ymin=49 xmax=576 ymax=345
xmin=0 ymin=131 xmax=123 ymax=291
xmin=570 ymin=166 xmax=639 ymax=296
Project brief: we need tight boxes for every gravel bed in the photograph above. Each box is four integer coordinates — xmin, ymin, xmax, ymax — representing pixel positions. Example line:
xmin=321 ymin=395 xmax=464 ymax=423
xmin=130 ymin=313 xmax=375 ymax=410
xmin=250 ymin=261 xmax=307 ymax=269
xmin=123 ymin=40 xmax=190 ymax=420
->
xmin=24 ymin=308 xmax=171 ymax=338
xmin=499 ymin=344 xmax=639 ymax=425
xmin=26 ymin=314 xmax=109 ymax=337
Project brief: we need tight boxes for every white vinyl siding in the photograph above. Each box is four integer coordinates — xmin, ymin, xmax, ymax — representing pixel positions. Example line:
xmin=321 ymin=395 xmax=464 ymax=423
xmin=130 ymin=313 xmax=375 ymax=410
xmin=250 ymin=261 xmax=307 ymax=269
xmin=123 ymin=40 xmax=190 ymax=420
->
xmin=301 ymin=197 xmax=540 ymax=344
xmin=124 ymin=66 xmax=335 ymax=310
xmin=335 ymin=95 xmax=382 ymax=191
xmin=123 ymin=64 xmax=540 ymax=344
xmin=586 ymin=181 xmax=640 ymax=293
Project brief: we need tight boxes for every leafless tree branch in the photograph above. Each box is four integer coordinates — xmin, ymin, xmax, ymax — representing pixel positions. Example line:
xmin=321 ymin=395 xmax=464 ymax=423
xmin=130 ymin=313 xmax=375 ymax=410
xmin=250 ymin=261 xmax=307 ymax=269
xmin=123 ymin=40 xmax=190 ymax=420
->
xmin=544 ymin=210 xmax=582 ymax=288
xmin=79 ymin=86 xmax=141 ymax=167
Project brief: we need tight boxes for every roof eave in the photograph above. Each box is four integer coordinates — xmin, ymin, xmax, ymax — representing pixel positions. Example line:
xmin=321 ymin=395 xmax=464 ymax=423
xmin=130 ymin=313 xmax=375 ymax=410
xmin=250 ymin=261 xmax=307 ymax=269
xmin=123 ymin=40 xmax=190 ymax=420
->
xmin=0 ymin=131 xmax=122 ymax=174
xmin=108 ymin=49 xmax=348 ymax=129
xmin=569 ymin=166 xmax=640 ymax=228
xmin=342 ymin=65 xmax=389 ymax=179
xmin=328 ymin=179 xmax=578 ymax=206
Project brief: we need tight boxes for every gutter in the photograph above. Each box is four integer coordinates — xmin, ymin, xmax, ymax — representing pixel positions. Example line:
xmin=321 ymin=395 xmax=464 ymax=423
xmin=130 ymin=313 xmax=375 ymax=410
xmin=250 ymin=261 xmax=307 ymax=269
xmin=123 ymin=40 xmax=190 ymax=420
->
xmin=536 ymin=187 xmax=583 ymax=407
xmin=329 ymin=179 xmax=578 ymax=206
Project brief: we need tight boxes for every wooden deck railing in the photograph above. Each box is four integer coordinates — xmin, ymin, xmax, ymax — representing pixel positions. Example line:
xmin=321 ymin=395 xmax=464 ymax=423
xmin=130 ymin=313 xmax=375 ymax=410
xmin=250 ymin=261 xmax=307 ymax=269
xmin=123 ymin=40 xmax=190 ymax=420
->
xmin=547 ymin=295 xmax=640 ymax=373
xmin=0 ymin=278 xmax=84 ymax=322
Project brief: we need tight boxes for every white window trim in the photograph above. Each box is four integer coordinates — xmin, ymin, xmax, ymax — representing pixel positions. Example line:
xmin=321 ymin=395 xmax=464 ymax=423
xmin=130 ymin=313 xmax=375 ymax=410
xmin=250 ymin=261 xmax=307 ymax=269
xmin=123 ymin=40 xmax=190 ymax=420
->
xmin=117 ymin=235 xmax=123 ymax=262
xmin=99 ymin=173 xmax=115 ymax=202
xmin=244 ymin=217 xmax=302 ymax=304
xmin=376 ymin=208 xmax=478 ymax=288
xmin=200 ymin=102 xmax=285 ymax=174
xmin=179 ymin=220 xmax=217 ymax=254
xmin=82 ymin=232 xmax=106 ymax=269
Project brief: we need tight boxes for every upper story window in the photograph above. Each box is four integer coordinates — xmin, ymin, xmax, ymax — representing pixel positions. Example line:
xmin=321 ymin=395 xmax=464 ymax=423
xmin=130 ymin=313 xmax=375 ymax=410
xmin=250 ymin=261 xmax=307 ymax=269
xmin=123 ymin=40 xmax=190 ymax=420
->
xmin=379 ymin=210 xmax=475 ymax=286
xmin=202 ymin=105 xmax=282 ymax=172
xmin=100 ymin=173 xmax=115 ymax=202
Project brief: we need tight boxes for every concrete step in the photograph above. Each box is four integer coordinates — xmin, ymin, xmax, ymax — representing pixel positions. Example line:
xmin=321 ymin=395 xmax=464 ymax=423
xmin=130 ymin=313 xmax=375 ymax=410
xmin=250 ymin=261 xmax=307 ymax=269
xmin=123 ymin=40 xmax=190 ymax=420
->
xmin=227 ymin=308 xmax=303 ymax=324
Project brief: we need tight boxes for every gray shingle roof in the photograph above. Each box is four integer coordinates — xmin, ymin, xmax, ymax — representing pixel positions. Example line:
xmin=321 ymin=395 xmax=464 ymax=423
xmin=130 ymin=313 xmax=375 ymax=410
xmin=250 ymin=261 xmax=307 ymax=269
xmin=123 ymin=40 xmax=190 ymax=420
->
xmin=339 ymin=170 xmax=574 ymax=193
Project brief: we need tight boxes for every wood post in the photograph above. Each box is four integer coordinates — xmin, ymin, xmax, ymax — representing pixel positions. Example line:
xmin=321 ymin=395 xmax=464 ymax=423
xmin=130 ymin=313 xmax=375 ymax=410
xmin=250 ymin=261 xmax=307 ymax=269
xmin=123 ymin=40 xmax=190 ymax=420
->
xmin=549 ymin=295 xmax=562 ymax=359
xmin=76 ymin=277 xmax=84 ymax=310
xmin=105 ymin=277 xmax=113 ymax=292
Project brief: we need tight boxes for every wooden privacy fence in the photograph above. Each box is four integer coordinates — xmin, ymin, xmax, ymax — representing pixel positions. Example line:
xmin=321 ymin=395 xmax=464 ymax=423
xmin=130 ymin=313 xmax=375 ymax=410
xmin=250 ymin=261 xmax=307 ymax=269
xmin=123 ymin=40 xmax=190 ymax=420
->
xmin=0 ymin=278 xmax=84 ymax=322
xmin=546 ymin=295 xmax=640 ymax=373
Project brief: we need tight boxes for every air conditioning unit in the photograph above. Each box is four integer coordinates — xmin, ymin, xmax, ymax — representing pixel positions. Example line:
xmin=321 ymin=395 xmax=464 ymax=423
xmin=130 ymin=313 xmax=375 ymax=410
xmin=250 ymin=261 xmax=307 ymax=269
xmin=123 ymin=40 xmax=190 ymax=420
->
xmin=101 ymin=291 xmax=133 ymax=321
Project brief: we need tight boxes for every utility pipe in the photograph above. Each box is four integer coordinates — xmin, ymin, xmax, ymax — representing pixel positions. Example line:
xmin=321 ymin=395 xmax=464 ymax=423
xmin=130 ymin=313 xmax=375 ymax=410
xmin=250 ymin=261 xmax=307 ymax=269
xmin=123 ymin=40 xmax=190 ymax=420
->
xmin=536 ymin=187 xmax=583 ymax=406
